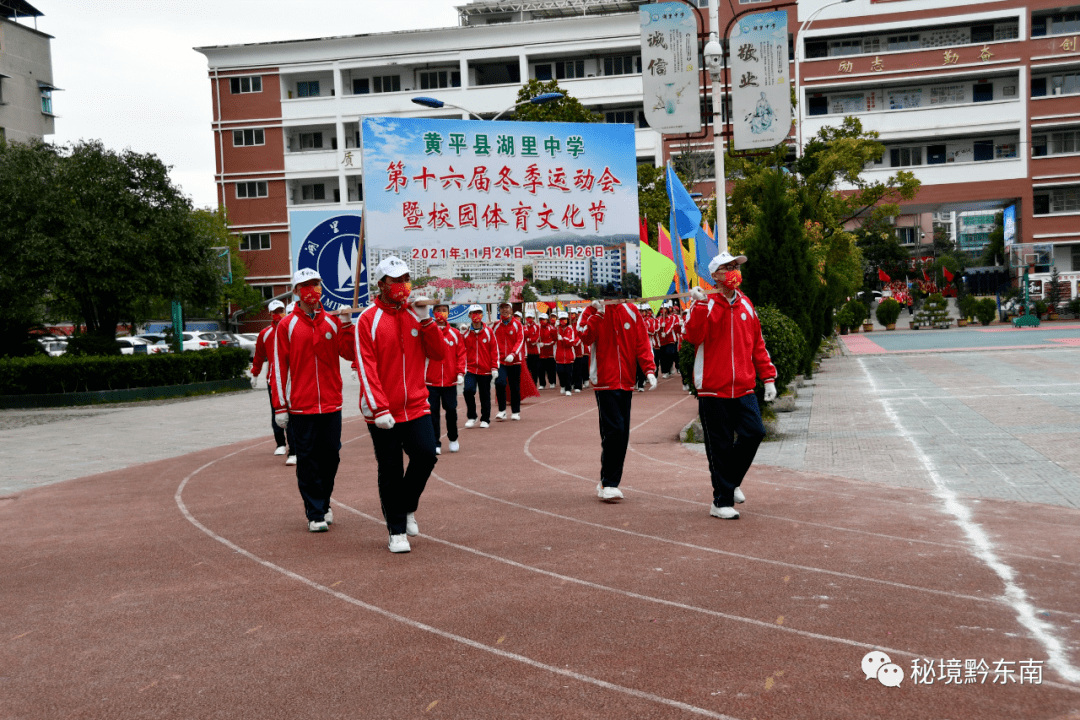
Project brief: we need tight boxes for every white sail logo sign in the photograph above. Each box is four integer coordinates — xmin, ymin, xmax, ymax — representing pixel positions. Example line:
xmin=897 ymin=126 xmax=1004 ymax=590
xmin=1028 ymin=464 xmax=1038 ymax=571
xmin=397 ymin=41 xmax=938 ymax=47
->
xmin=288 ymin=210 xmax=367 ymax=311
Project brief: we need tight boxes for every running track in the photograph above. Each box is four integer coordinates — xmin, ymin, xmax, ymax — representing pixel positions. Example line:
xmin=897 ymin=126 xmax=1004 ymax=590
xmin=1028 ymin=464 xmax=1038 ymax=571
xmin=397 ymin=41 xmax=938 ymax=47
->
xmin=2 ymin=375 xmax=1078 ymax=719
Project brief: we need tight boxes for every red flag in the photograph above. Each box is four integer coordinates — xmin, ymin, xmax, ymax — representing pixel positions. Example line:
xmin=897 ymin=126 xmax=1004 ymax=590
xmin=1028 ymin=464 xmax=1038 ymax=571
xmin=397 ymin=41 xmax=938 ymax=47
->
xmin=878 ymin=269 xmax=891 ymax=282
xmin=942 ymin=267 xmax=954 ymax=282
xmin=923 ymin=269 xmax=930 ymax=283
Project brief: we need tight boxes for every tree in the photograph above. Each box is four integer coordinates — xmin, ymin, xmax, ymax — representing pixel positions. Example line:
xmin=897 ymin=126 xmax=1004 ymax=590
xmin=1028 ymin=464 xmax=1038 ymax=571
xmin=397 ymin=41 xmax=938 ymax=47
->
xmin=522 ymin=264 xmax=534 ymax=281
xmin=622 ymin=272 xmax=641 ymax=299
xmin=188 ymin=206 xmax=262 ymax=326
xmin=979 ymin=212 xmax=1005 ymax=267
xmin=510 ymin=79 xmax=603 ymax=124
xmin=521 ymin=285 xmax=538 ymax=303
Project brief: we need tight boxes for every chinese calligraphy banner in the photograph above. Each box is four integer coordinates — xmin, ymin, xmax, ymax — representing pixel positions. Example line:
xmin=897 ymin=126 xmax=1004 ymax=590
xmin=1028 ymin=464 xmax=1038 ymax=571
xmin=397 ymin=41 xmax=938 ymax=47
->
xmin=360 ymin=115 xmax=639 ymax=267
xmin=730 ymin=10 xmax=791 ymax=151
xmin=640 ymin=2 xmax=701 ymax=134
xmin=289 ymin=209 xmax=367 ymax=312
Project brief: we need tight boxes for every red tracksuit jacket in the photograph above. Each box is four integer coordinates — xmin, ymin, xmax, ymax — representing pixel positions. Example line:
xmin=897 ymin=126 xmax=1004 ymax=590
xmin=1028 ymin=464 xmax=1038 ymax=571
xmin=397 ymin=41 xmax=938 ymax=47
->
xmin=538 ymin=323 xmax=557 ymax=359
xmin=555 ymin=324 xmax=578 ymax=364
xmin=463 ymin=324 xmax=499 ymax=375
xmin=524 ymin=321 xmax=540 ymax=355
xmin=576 ymin=303 xmax=655 ymax=391
xmin=354 ymin=297 xmax=445 ymax=424
xmin=271 ymin=306 xmax=356 ymax=415
xmin=682 ymin=291 xmax=777 ymax=399
xmin=493 ymin=318 xmax=525 ymax=365
xmin=658 ymin=315 xmax=679 ymax=346
xmin=426 ymin=324 xmax=466 ymax=387
xmin=252 ymin=322 xmax=277 ymax=377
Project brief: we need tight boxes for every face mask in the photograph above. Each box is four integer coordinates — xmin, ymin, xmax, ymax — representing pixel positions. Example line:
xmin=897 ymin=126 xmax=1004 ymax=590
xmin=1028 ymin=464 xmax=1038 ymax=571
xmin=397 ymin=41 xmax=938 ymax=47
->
xmin=271 ymin=313 xmax=283 ymax=325
xmin=560 ymin=319 xmax=568 ymax=326
xmin=434 ymin=311 xmax=449 ymax=323
xmin=722 ymin=269 xmax=743 ymax=291
xmin=298 ymin=285 xmax=321 ymax=306
xmin=470 ymin=313 xmax=483 ymax=324
xmin=387 ymin=281 xmax=412 ymax=303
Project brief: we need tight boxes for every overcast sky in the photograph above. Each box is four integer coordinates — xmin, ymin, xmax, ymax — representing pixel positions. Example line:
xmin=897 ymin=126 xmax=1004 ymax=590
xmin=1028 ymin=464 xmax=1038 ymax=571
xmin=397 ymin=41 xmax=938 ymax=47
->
xmin=28 ymin=0 xmax=465 ymax=209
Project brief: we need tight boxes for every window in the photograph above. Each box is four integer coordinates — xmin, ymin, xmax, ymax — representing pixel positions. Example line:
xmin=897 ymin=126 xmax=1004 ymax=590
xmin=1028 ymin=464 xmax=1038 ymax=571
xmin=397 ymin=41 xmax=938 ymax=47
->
xmin=1032 ymin=77 xmax=1047 ymax=97
xmin=229 ymin=76 xmax=262 ymax=94
xmin=556 ymin=60 xmax=585 ymax=79
xmin=353 ymin=78 xmax=369 ymax=95
xmin=299 ymin=132 xmax=323 ymax=150
xmin=240 ymin=233 xmax=271 ymax=250
xmin=236 ymin=181 xmax=268 ymax=199
xmin=890 ymin=147 xmax=922 ymax=167
xmin=1050 ymin=73 xmax=1080 ymax=96
xmin=373 ymin=75 xmax=401 ymax=93
xmin=1072 ymin=245 xmax=1080 ymax=272
xmin=1051 ymin=187 xmax=1080 ymax=213
xmin=1032 ymin=134 xmax=1048 ymax=156
xmin=927 ymin=144 xmax=947 ymax=164
xmin=805 ymin=40 xmax=828 ymax=59
xmin=232 ymin=128 xmax=265 ymax=147
xmin=971 ymin=24 xmax=994 ymax=44
xmin=929 ymin=85 xmax=964 ymax=105
xmin=297 ymin=81 xmax=320 ymax=98
xmin=604 ymin=110 xmax=637 ymax=124
xmin=896 ymin=227 xmax=918 ymax=245
xmin=808 ymin=96 xmax=829 ymax=116
xmin=603 ymin=54 xmax=641 ymax=76
xmin=862 ymin=37 xmax=881 ymax=54
xmin=418 ymin=70 xmax=459 ymax=90
xmin=995 ymin=142 xmax=1017 ymax=159
xmin=994 ymin=22 xmax=1019 ymax=40
xmin=828 ymin=39 xmax=862 ymax=56
xmin=972 ymin=83 xmax=993 ymax=102
xmin=1049 ymin=12 xmax=1080 ymax=35
xmin=535 ymin=64 xmax=552 ymax=81
xmin=301 ymin=184 xmax=326 ymax=201
xmin=886 ymin=34 xmax=920 ymax=51
xmin=1050 ymin=130 xmax=1078 ymax=154
xmin=40 ymin=88 xmax=52 ymax=114
xmin=257 ymin=286 xmax=276 ymax=301
xmin=973 ymin=140 xmax=994 ymax=161
xmin=1034 ymin=193 xmax=1051 ymax=214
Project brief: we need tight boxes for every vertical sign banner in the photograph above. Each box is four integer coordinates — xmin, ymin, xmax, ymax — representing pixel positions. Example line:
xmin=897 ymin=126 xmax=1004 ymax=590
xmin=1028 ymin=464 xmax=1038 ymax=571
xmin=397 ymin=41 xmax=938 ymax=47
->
xmin=730 ymin=10 xmax=791 ymax=151
xmin=1003 ymin=204 xmax=1016 ymax=250
xmin=360 ymin=117 xmax=639 ymax=307
xmin=640 ymin=2 xmax=701 ymax=134
xmin=289 ymin=210 xmax=367 ymax=312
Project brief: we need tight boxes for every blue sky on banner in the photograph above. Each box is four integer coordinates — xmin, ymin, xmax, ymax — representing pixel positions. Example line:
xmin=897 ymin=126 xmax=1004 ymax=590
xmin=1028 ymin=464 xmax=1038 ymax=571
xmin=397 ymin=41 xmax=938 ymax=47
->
xmin=360 ymin=117 xmax=639 ymax=252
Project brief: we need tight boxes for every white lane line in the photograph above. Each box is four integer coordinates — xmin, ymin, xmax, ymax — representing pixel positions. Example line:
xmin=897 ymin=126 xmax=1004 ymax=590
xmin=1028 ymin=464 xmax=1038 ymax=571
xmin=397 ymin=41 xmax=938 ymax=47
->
xmin=174 ymin=448 xmax=739 ymax=720
xmin=859 ymin=357 xmax=1080 ymax=685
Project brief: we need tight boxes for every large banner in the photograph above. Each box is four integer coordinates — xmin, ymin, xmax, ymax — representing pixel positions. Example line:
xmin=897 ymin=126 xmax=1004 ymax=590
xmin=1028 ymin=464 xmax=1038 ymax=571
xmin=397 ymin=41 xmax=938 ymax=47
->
xmin=288 ymin=209 xmax=367 ymax=312
xmin=640 ymin=2 xmax=701 ymax=134
xmin=730 ymin=10 xmax=791 ymax=151
xmin=361 ymin=117 xmax=639 ymax=306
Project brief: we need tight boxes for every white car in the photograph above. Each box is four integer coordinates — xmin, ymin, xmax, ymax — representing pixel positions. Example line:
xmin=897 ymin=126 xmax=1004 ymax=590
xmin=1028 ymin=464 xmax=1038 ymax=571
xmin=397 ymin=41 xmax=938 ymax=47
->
xmin=116 ymin=337 xmax=152 ymax=355
xmin=38 ymin=337 xmax=69 ymax=357
xmin=136 ymin=333 xmax=173 ymax=354
xmin=235 ymin=333 xmax=259 ymax=357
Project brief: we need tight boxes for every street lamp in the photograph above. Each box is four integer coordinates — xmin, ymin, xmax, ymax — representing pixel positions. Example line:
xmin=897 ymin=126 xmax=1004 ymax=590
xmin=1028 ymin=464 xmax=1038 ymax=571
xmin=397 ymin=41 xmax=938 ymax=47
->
xmin=411 ymin=92 xmax=563 ymax=121
xmin=793 ymin=0 xmax=856 ymax=156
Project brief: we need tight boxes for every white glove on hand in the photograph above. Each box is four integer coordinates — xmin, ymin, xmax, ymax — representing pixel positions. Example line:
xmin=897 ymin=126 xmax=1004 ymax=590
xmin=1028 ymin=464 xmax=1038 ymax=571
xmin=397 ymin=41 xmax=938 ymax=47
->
xmin=763 ymin=382 xmax=777 ymax=403
xmin=647 ymin=373 xmax=658 ymax=390
xmin=689 ymin=286 xmax=707 ymax=303
xmin=274 ymin=413 xmax=289 ymax=429
xmin=374 ymin=414 xmax=395 ymax=430
xmin=408 ymin=297 xmax=431 ymax=322
xmin=504 ymin=354 xmax=514 ymax=363
xmin=491 ymin=368 xmax=499 ymax=378
xmin=590 ymin=299 xmax=605 ymax=314
xmin=456 ymin=374 xmax=465 ymax=386
xmin=350 ymin=369 xmax=358 ymax=382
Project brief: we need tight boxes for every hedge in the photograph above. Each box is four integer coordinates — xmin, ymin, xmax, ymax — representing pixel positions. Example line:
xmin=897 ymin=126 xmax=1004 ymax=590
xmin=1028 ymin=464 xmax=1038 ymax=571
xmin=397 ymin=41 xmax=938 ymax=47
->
xmin=0 ymin=347 xmax=250 ymax=396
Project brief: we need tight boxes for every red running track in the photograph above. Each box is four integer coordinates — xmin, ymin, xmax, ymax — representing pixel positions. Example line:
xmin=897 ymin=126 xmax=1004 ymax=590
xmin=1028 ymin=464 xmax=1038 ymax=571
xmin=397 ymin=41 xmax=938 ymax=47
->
xmin=2 ymin=378 xmax=1078 ymax=719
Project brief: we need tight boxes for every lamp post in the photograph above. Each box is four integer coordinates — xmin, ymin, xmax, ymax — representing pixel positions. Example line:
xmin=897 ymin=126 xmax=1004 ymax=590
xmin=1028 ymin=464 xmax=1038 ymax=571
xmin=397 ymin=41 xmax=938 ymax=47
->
xmin=793 ymin=0 xmax=855 ymax=156
xmin=411 ymin=92 xmax=563 ymax=121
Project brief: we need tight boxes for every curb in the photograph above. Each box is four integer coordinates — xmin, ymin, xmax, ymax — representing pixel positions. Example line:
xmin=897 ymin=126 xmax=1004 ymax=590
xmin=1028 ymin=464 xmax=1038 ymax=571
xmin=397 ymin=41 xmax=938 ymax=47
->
xmin=0 ymin=377 xmax=253 ymax=409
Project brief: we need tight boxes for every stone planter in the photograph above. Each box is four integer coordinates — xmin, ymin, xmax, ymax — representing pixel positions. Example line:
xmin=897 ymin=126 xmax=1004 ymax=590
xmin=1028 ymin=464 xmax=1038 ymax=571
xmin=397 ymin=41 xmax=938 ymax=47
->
xmin=862 ymin=323 xmax=874 ymax=332
xmin=909 ymin=321 xmax=917 ymax=330
xmin=885 ymin=323 xmax=896 ymax=330
xmin=957 ymin=318 xmax=967 ymax=327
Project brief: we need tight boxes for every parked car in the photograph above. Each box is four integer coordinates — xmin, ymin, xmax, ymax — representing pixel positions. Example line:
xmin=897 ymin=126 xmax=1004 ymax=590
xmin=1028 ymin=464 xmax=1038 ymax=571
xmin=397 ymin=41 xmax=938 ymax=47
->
xmin=37 ymin=337 xmax=69 ymax=357
xmin=235 ymin=333 xmax=259 ymax=357
xmin=857 ymin=290 xmax=884 ymax=302
xmin=116 ymin=337 xmax=152 ymax=355
xmin=205 ymin=331 xmax=243 ymax=349
xmin=136 ymin=334 xmax=172 ymax=354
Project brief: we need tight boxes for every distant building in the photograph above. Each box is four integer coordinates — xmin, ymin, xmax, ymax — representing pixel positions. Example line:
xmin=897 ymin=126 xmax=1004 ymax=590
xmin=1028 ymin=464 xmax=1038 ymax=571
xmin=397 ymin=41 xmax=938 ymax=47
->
xmin=0 ymin=1 xmax=57 ymax=144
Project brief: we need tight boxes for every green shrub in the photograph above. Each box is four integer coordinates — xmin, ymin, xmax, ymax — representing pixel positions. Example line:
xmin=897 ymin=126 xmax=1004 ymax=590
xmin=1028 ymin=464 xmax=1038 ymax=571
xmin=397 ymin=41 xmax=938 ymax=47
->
xmin=875 ymin=298 xmax=902 ymax=326
xmin=1034 ymin=300 xmax=1048 ymax=317
xmin=65 ymin=335 xmax=122 ymax=357
xmin=957 ymin=294 xmax=978 ymax=320
xmin=975 ymin=298 xmax=997 ymax=326
xmin=843 ymin=299 xmax=866 ymax=327
xmin=0 ymin=347 xmax=249 ymax=395
xmin=1068 ymin=298 xmax=1080 ymax=317
xmin=835 ymin=306 xmax=854 ymax=329
xmin=756 ymin=305 xmax=807 ymax=398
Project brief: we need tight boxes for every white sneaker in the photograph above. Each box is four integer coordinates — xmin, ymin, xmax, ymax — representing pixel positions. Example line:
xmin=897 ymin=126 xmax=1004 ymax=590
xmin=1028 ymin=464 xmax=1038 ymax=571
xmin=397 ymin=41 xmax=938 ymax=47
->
xmin=495 ymin=411 xmax=507 ymax=421
xmin=683 ymin=384 xmax=690 ymax=392
xmin=574 ymin=388 xmax=581 ymax=393
xmin=597 ymin=483 xmax=624 ymax=502
xmin=308 ymin=520 xmax=328 ymax=532
xmin=637 ymin=387 xmax=644 ymax=393
xmin=388 ymin=534 xmax=411 ymax=553
xmin=324 ymin=508 xmax=333 ymax=525
xmin=510 ymin=413 xmax=520 ymax=421
xmin=480 ymin=421 xmax=489 ymax=428
xmin=465 ymin=418 xmax=476 ymax=428
xmin=449 ymin=440 xmax=460 ymax=452
xmin=565 ymin=390 xmax=572 ymax=396
xmin=584 ymin=381 xmax=590 ymax=388
xmin=274 ymin=446 xmax=287 ymax=456
xmin=435 ymin=446 xmax=441 ymax=455
xmin=406 ymin=512 xmax=419 ymax=536
xmin=710 ymin=505 xmax=740 ymax=519
xmin=734 ymin=487 xmax=745 ymax=504
xmin=285 ymin=455 xmax=297 ymax=466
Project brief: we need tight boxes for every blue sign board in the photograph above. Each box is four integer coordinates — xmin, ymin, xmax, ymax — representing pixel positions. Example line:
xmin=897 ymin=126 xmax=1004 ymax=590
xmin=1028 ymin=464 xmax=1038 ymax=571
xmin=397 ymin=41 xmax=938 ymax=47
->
xmin=289 ymin=210 xmax=367 ymax=312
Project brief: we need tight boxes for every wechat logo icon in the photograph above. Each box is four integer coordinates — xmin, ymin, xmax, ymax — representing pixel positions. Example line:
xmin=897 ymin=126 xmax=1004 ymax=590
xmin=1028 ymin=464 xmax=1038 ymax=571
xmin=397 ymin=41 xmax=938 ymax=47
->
xmin=862 ymin=651 xmax=904 ymax=687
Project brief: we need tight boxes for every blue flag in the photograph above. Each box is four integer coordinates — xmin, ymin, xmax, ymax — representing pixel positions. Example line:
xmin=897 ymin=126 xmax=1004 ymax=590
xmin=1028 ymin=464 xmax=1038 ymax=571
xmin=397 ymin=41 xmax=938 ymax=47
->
xmin=666 ymin=162 xmax=699 ymax=293
xmin=694 ymin=226 xmax=719 ymax=281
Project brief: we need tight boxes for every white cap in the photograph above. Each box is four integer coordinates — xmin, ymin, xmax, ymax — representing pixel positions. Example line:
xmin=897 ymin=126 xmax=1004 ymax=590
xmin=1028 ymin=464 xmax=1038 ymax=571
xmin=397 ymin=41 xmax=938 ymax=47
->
xmin=708 ymin=251 xmax=747 ymax=274
xmin=538 ymin=312 xmax=548 ymax=319
xmin=467 ymin=304 xmax=483 ymax=314
xmin=525 ymin=311 xmax=535 ymax=318
xmin=268 ymin=300 xmax=285 ymax=312
xmin=375 ymin=255 xmax=410 ymax=281
xmin=558 ymin=311 xmax=568 ymax=319
xmin=514 ymin=311 xmax=522 ymax=317
xmin=285 ymin=302 xmax=296 ymax=314
xmin=292 ymin=268 xmax=321 ymax=287
xmin=661 ymin=301 xmax=672 ymax=308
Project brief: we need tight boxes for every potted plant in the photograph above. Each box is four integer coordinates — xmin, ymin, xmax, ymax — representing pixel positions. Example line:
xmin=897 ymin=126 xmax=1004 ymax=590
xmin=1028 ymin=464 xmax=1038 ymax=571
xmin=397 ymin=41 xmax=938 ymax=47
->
xmin=835 ymin=306 xmax=854 ymax=335
xmin=975 ymin=298 xmax=997 ymax=326
xmin=957 ymin=295 xmax=977 ymax=327
xmin=875 ymin=298 xmax=902 ymax=330
xmin=843 ymin=299 xmax=866 ymax=333
xmin=1034 ymin=299 xmax=1048 ymax=319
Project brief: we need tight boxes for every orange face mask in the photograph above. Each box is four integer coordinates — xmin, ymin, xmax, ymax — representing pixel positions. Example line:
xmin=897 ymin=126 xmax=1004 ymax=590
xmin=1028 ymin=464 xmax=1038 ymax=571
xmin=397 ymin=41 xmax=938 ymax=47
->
xmin=722 ymin=269 xmax=743 ymax=291
xmin=434 ymin=311 xmax=449 ymax=323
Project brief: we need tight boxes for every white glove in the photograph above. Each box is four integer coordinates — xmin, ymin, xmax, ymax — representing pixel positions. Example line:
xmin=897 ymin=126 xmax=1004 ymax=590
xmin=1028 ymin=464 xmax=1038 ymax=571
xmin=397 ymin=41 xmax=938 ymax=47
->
xmin=647 ymin=373 xmax=657 ymax=390
xmin=590 ymin=299 xmax=605 ymax=314
xmin=374 ymin=413 xmax=395 ymax=430
xmin=689 ymin=286 xmax=707 ymax=302
xmin=763 ymin=382 xmax=777 ymax=403
xmin=491 ymin=368 xmax=499 ymax=378
xmin=250 ymin=375 xmax=259 ymax=389
xmin=350 ymin=369 xmax=358 ymax=382
xmin=504 ymin=354 xmax=514 ymax=363
xmin=408 ymin=297 xmax=430 ymax=322
xmin=456 ymin=374 xmax=465 ymax=386
xmin=274 ymin=412 xmax=289 ymax=429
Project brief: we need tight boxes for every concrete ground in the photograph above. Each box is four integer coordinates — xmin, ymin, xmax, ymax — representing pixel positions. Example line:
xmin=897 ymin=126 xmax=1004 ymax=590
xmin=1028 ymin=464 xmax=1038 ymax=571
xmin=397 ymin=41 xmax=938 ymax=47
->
xmin=2 ymin=346 xmax=1078 ymax=719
